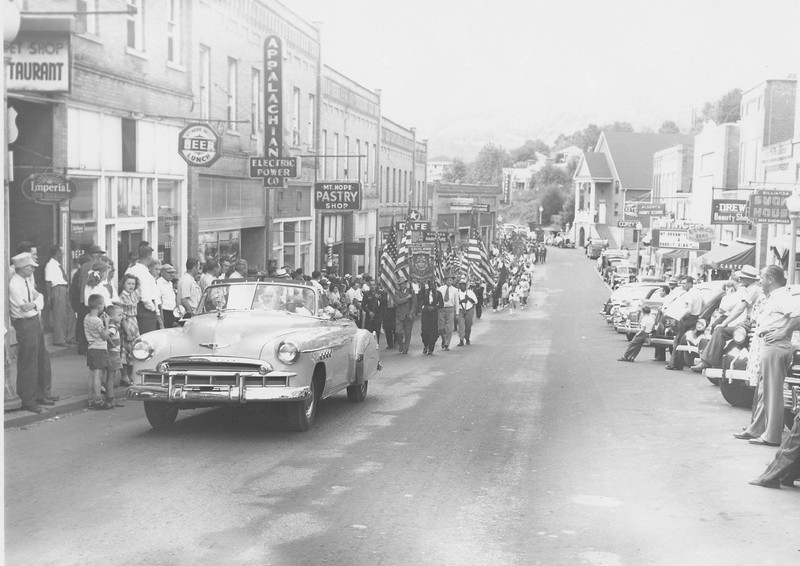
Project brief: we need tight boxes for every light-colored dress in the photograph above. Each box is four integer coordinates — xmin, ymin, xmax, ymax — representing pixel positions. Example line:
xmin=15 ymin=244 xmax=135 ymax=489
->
xmin=118 ymin=289 xmax=141 ymax=365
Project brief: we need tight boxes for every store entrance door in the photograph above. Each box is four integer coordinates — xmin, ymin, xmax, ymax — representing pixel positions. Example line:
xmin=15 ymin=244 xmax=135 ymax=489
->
xmin=118 ymin=229 xmax=143 ymax=279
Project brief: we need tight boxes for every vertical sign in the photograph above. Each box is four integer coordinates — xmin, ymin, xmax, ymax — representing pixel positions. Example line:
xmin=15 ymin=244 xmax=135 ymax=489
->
xmin=501 ymin=171 xmax=512 ymax=204
xmin=264 ymin=35 xmax=283 ymax=158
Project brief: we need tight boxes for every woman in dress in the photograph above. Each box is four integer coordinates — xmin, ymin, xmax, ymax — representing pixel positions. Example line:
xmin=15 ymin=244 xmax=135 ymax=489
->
xmin=417 ymin=278 xmax=443 ymax=355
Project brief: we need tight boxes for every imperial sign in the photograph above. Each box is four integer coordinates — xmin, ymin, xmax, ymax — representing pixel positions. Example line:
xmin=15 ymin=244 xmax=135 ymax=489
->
xmin=177 ymin=123 xmax=221 ymax=167
xmin=21 ymin=173 xmax=77 ymax=205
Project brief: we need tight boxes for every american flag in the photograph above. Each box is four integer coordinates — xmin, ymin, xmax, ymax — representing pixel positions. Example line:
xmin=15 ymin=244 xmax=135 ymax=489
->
xmin=379 ymin=226 xmax=399 ymax=295
xmin=395 ymin=211 xmax=413 ymax=281
xmin=444 ymin=239 xmax=459 ymax=279
xmin=434 ymin=238 xmax=445 ymax=285
xmin=466 ymin=214 xmax=496 ymax=286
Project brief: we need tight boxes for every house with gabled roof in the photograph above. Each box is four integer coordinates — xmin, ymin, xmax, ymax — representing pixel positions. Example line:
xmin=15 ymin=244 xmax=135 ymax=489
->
xmin=572 ymin=131 xmax=693 ymax=250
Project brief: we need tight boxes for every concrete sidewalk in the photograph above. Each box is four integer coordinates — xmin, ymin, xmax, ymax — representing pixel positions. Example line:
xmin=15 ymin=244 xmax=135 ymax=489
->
xmin=4 ymin=343 xmax=130 ymax=429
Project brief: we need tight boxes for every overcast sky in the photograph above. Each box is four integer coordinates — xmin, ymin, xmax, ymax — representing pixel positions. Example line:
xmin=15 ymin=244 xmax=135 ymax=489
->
xmin=284 ymin=0 xmax=799 ymax=160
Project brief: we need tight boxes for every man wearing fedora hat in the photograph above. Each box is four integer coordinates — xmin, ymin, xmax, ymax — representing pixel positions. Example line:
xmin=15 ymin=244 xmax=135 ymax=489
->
xmin=691 ymin=265 xmax=763 ymax=372
xmin=9 ymin=252 xmax=56 ymax=413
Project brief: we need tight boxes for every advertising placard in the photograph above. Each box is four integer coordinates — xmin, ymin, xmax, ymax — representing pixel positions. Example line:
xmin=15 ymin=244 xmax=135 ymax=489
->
xmin=178 ymin=123 xmax=221 ymax=167
xmin=263 ymin=35 xmax=283 ymax=158
xmin=397 ymin=221 xmax=431 ymax=232
xmin=314 ymin=182 xmax=361 ymax=211
xmin=501 ymin=171 xmax=512 ymax=205
xmin=686 ymin=225 xmax=716 ymax=243
xmin=635 ymin=203 xmax=666 ymax=216
xmin=711 ymin=199 xmax=749 ymax=225
xmin=651 ymin=229 xmax=710 ymax=250
xmin=21 ymin=173 xmax=78 ymax=205
xmin=748 ymin=189 xmax=792 ymax=224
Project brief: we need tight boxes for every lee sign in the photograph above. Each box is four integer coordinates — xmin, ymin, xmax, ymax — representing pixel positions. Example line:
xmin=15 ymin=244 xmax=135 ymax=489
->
xmin=178 ymin=123 xmax=221 ymax=167
xmin=314 ymin=182 xmax=361 ymax=211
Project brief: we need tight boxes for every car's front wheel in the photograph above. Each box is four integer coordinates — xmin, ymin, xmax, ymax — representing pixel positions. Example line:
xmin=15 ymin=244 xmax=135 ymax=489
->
xmin=720 ymin=379 xmax=755 ymax=408
xmin=143 ymin=402 xmax=179 ymax=429
xmin=347 ymin=380 xmax=368 ymax=402
xmin=286 ymin=378 xmax=319 ymax=432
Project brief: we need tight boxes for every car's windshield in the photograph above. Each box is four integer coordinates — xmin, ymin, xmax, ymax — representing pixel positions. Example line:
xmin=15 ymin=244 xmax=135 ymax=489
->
xmin=198 ymin=282 xmax=318 ymax=316
xmin=611 ymin=285 xmax=658 ymax=301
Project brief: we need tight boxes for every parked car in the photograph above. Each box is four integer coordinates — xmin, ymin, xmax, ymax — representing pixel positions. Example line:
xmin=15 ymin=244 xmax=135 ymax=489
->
xmin=602 ymin=282 xmax=663 ymax=326
xmin=619 ymin=290 xmax=669 ymax=339
xmin=610 ymin=262 xmax=639 ymax=289
xmin=126 ymin=278 xmax=381 ymax=431
xmin=587 ymin=240 xmax=608 ymax=259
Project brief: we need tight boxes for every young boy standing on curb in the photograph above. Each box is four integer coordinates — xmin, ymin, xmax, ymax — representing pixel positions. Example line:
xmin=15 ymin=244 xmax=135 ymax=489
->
xmin=105 ymin=304 xmax=125 ymax=406
xmin=84 ymin=294 xmax=114 ymax=410
xmin=618 ymin=305 xmax=655 ymax=362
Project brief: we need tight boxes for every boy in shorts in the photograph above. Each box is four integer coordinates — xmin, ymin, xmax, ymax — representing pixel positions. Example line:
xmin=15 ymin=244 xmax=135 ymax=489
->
xmin=105 ymin=304 xmax=125 ymax=407
xmin=84 ymin=294 xmax=113 ymax=410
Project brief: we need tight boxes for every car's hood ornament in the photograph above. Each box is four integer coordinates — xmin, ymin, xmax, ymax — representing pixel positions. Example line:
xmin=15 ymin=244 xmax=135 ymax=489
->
xmin=198 ymin=342 xmax=229 ymax=350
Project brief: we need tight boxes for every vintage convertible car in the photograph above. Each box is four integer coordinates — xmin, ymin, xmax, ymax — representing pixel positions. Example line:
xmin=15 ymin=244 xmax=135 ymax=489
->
xmin=126 ymin=279 xmax=381 ymax=431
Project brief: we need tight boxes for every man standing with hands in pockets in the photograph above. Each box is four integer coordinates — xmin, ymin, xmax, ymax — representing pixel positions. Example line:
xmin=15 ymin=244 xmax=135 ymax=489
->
xmin=456 ymin=278 xmax=478 ymax=346
xmin=437 ymin=274 xmax=458 ymax=351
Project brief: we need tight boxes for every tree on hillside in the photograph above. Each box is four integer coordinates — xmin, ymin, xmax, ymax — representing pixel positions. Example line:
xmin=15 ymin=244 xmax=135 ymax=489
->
xmin=658 ymin=120 xmax=681 ymax=134
xmin=532 ymin=163 xmax=572 ymax=190
xmin=540 ymin=185 xmax=566 ymax=226
xmin=561 ymin=193 xmax=575 ymax=227
xmin=695 ymin=88 xmax=742 ymax=131
xmin=606 ymin=121 xmax=634 ymax=133
xmin=510 ymin=139 xmax=550 ymax=164
xmin=466 ymin=143 xmax=512 ymax=185
xmin=443 ymin=157 xmax=468 ymax=183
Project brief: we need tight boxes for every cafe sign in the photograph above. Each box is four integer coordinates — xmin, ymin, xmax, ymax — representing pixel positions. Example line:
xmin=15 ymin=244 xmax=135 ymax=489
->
xmin=21 ymin=173 xmax=78 ymax=205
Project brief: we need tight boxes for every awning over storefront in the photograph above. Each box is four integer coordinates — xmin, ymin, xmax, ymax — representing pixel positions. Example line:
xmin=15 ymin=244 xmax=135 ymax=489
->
xmin=657 ymin=248 xmax=690 ymax=260
xmin=694 ymin=240 xmax=756 ymax=270
xmin=770 ymin=234 xmax=800 ymax=261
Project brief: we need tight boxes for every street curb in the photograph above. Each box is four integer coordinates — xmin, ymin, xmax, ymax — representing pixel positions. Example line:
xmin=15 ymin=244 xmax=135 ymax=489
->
xmin=4 ymin=396 xmax=91 ymax=429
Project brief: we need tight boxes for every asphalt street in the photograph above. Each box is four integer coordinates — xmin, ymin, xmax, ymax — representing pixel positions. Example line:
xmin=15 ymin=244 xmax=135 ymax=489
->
xmin=5 ymin=247 xmax=800 ymax=566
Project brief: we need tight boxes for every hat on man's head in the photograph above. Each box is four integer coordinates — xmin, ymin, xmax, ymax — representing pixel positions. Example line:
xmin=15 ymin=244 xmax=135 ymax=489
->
xmin=274 ymin=268 xmax=291 ymax=279
xmin=12 ymin=252 xmax=37 ymax=268
xmin=736 ymin=265 xmax=759 ymax=280
xmin=397 ymin=275 xmax=408 ymax=284
xmin=668 ymin=277 xmax=678 ymax=285
xmin=459 ymin=277 xmax=468 ymax=284
xmin=161 ymin=263 xmax=177 ymax=273
xmin=87 ymin=245 xmax=105 ymax=255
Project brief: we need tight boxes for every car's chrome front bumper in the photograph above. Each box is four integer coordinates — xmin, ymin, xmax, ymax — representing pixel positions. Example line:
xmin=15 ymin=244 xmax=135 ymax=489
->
xmin=127 ymin=370 xmax=307 ymax=404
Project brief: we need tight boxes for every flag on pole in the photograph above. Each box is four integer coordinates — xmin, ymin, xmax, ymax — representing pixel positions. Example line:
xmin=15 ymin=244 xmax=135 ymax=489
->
xmin=379 ymin=226 xmax=399 ymax=296
xmin=395 ymin=211 xmax=413 ymax=281
xmin=434 ymin=238 xmax=444 ymax=285
xmin=466 ymin=213 xmax=496 ymax=286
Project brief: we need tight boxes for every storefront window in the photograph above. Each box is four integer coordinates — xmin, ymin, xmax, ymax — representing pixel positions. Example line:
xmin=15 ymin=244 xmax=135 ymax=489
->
xmin=70 ymin=177 xmax=99 ymax=261
xmin=198 ymin=230 xmax=241 ymax=263
xmin=158 ymin=179 xmax=182 ymax=267
xmin=117 ymin=178 xmax=130 ymax=217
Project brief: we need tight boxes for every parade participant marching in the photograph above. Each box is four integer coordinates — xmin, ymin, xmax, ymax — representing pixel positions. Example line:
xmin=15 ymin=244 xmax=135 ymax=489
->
xmin=456 ymin=278 xmax=478 ymax=346
xmin=394 ymin=275 xmax=417 ymax=354
xmin=418 ymin=279 xmax=444 ymax=355
xmin=437 ymin=274 xmax=458 ymax=350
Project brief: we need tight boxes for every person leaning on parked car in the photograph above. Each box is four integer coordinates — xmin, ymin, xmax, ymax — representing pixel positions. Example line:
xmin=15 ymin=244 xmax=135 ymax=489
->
xmin=691 ymin=265 xmax=763 ymax=372
xmin=665 ymin=275 xmax=703 ymax=371
xmin=734 ymin=265 xmax=800 ymax=446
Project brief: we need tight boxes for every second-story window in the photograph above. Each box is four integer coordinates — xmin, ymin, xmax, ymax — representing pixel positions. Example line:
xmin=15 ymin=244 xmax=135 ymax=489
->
xmin=167 ymin=0 xmax=181 ymax=64
xmin=251 ymin=68 xmax=261 ymax=135
xmin=77 ymin=0 xmax=99 ymax=35
xmin=292 ymin=87 xmax=300 ymax=146
xmin=199 ymin=45 xmax=210 ymax=119
xmin=227 ymin=57 xmax=238 ymax=131
xmin=127 ymin=0 xmax=145 ymax=51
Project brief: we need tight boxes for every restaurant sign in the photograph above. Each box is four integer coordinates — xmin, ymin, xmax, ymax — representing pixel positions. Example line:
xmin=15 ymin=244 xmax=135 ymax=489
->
xmin=748 ymin=189 xmax=792 ymax=224
xmin=6 ymin=33 xmax=71 ymax=92
xmin=21 ymin=173 xmax=78 ymax=205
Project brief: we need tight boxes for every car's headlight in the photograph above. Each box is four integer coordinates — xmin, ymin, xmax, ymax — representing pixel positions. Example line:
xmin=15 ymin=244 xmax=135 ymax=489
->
xmin=132 ymin=338 xmax=154 ymax=361
xmin=277 ymin=342 xmax=300 ymax=364
xmin=733 ymin=326 xmax=748 ymax=344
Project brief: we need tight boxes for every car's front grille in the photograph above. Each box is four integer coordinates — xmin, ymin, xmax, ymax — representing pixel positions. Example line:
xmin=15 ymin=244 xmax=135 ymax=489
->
xmin=142 ymin=373 xmax=288 ymax=387
xmin=140 ymin=357 xmax=288 ymax=387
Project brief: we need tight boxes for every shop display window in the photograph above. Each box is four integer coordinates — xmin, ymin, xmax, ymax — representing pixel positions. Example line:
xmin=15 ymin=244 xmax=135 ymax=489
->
xmin=69 ymin=177 xmax=99 ymax=261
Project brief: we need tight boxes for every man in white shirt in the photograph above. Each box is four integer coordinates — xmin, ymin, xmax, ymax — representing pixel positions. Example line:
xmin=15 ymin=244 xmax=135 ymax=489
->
xmin=199 ymin=260 xmax=220 ymax=292
xmin=125 ymin=246 xmax=162 ymax=333
xmin=9 ymin=252 xmax=55 ymax=413
xmin=666 ymin=276 xmax=704 ymax=371
xmin=177 ymin=258 xmax=202 ymax=316
xmin=456 ymin=278 xmax=478 ymax=346
xmin=228 ymin=259 xmax=247 ymax=279
xmin=157 ymin=264 xmax=179 ymax=327
xmin=44 ymin=244 xmax=73 ymax=346
xmin=437 ymin=274 xmax=458 ymax=350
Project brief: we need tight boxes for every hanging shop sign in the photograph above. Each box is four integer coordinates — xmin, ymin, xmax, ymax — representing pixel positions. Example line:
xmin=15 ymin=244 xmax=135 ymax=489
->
xmin=651 ymin=229 xmax=711 ymax=250
xmin=249 ymin=156 xmax=300 ymax=187
xmin=263 ymin=35 xmax=283 ymax=158
xmin=314 ymin=182 xmax=361 ymax=211
xmin=6 ymin=32 xmax=71 ymax=92
xmin=21 ymin=173 xmax=78 ymax=205
xmin=397 ymin=220 xmax=431 ymax=232
xmin=471 ymin=203 xmax=490 ymax=212
xmin=450 ymin=197 xmax=474 ymax=211
xmin=177 ymin=123 xmax=221 ymax=167
xmin=501 ymin=170 xmax=512 ymax=205
xmin=686 ymin=225 xmax=716 ymax=243
xmin=711 ymin=199 xmax=749 ymax=225
xmin=634 ymin=203 xmax=666 ymax=216
xmin=748 ymin=189 xmax=792 ymax=224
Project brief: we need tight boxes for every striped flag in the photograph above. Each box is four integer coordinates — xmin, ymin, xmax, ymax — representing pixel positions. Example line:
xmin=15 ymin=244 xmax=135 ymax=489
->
xmin=379 ymin=226 xmax=399 ymax=296
xmin=395 ymin=213 xmax=413 ymax=281
xmin=466 ymin=214 xmax=496 ymax=287
xmin=434 ymin=238 xmax=445 ymax=285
